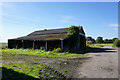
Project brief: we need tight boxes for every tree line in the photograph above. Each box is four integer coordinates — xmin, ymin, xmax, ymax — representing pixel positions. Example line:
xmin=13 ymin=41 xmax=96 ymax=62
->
xmin=86 ymin=36 xmax=118 ymax=44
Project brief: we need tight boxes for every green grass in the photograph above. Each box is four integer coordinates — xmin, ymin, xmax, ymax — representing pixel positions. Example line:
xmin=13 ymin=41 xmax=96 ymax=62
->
xmin=112 ymin=45 xmax=120 ymax=48
xmin=2 ymin=63 xmax=41 ymax=79
xmin=87 ymin=44 xmax=103 ymax=48
xmin=2 ymin=63 xmax=66 ymax=79
xmin=2 ymin=48 xmax=85 ymax=58
xmin=87 ymin=43 xmax=113 ymax=48
xmin=95 ymin=43 xmax=113 ymax=46
xmin=2 ymin=43 xmax=111 ymax=59
xmin=2 ymin=43 xmax=105 ymax=58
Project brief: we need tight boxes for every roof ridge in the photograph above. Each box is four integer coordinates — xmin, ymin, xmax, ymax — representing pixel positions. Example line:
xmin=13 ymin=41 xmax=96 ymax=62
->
xmin=34 ymin=27 xmax=69 ymax=32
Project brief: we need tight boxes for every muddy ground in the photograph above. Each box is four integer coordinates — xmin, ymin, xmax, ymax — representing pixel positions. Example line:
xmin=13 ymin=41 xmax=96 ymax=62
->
xmin=2 ymin=45 xmax=118 ymax=78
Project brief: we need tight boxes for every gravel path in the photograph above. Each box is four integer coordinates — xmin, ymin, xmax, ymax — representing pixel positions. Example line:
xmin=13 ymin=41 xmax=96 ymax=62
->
xmin=72 ymin=45 xmax=118 ymax=78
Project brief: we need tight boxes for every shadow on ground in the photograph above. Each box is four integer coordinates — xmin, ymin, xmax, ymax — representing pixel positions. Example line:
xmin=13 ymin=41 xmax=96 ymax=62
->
xmin=93 ymin=48 xmax=117 ymax=53
xmin=69 ymin=47 xmax=98 ymax=54
xmin=1 ymin=67 xmax=39 ymax=80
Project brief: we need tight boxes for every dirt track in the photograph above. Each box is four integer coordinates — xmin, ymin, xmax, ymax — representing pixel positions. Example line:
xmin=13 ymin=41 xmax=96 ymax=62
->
xmin=72 ymin=45 xmax=118 ymax=78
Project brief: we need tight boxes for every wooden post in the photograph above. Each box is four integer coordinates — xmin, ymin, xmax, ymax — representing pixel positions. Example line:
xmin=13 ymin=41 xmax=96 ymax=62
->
xmin=79 ymin=35 xmax=82 ymax=49
xmin=61 ymin=39 xmax=63 ymax=51
xmin=45 ymin=41 xmax=47 ymax=51
xmin=77 ymin=35 xmax=80 ymax=49
xmin=15 ymin=40 xmax=17 ymax=48
xmin=84 ymin=36 xmax=86 ymax=49
xmin=33 ymin=40 xmax=35 ymax=49
xmin=22 ymin=40 xmax=24 ymax=48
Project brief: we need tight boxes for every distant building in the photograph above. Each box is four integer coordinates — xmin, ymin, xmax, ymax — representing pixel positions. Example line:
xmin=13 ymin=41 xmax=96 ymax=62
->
xmin=8 ymin=27 xmax=86 ymax=50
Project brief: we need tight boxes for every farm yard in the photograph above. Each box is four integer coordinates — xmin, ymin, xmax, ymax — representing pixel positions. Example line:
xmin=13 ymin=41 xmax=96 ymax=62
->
xmin=1 ymin=43 xmax=118 ymax=79
xmin=1 ymin=2 xmax=118 ymax=79
xmin=1 ymin=43 xmax=89 ymax=79
xmin=1 ymin=26 xmax=105 ymax=79
xmin=2 ymin=52 xmax=87 ymax=79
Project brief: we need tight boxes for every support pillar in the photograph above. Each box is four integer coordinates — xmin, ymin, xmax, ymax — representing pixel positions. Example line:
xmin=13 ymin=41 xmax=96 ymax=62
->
xmin=77 ymin=35 xmax=80 ymax=49
xmin=22 ymin=40 xmax=24 ymax=48
xmin=84 ymin=36 xmax=86 ymax=49
xmin=45 ymin=41 xmax=47 ymax=51
xmin=79 ymin=35 xmax=81 ymax=49
xmin=33 ymin=40 xmax=35 ymax=49
xmin=15 ymin=40 xmax=17 ymax=49
xmin=61 ymin=39 xmax=63 ymax=51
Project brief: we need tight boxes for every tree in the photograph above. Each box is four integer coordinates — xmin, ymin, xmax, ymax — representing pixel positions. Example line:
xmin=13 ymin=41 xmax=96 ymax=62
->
xmin=112 ymin=38 xmax=118 ymax=42
xmin=86 ymin=36 xmax=96 ymax=44
xmin=104 ymin=39 xmax=109 ymax=43
xmin=86 ymin=37 xmax=92 ymax=41
xmin=104 ymin=39 xmax=113 ymax=43
xmin=67 ymin=25 xmax=79 ymax=49
xmin=96 ymin=36 xmax=104 ymax=43
xmin=113 ymin=39 xmax=120 ymax=47
xmin=108 ymin=39 xmax=113 ymax=43
xmin=92 ymin=38 xmax=96 ymax=43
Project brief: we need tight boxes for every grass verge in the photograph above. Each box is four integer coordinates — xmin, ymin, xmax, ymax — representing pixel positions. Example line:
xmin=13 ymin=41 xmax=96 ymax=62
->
xmin=112 ymin=45 xmax=120 ymax=48
xmin=2 ymin=63 xmax=66 ymax=80
xmin=2 ymin=63 xmax=40 ymax=79
xmin=2 ymin=49 xmax=85 ymax=58
xmin=87 ymin=43 xmax=113 ymax=48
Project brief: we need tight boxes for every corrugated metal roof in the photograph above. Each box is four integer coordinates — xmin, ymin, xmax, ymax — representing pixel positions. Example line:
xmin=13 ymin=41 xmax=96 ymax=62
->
xmin=27 ymin=28 xmax=68 ymax=36
xmin=17 ymin=34 xmax=67 ymax=41
xmin=9 ymin=27 xmax=85 ymax=41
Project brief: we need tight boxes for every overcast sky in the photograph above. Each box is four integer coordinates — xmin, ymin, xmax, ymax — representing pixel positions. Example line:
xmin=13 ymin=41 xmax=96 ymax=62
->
xmin=1 ymin=2 xmax=118 ymax=43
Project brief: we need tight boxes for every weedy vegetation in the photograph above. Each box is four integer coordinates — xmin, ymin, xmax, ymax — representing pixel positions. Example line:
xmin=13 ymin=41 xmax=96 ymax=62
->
xmin=112 ymin=39 xmax=120 ymax=48
xmin=2 ymin=48 xmax=85 ymax=58
xmin=1 ymin=43 xmax=108 ymax=79
xmin=2 ymin=63 xmax=66 ymax=80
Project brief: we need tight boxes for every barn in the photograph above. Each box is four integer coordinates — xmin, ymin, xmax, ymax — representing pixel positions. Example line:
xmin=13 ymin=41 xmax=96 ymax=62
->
xmin=8 ymin=26 xmax=86 ymax=51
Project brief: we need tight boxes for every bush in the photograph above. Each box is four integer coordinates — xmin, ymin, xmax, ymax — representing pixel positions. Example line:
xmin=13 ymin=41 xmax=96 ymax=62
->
xmin=96 ymin=36 xmax=104 ymax=43
xmin=52 ymin=48 xmax=62 ymax=53
xmin=67 ymin=25 xmax=79 ymax=49
xmin=113 ymin=39 xmax=120 ymax=47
